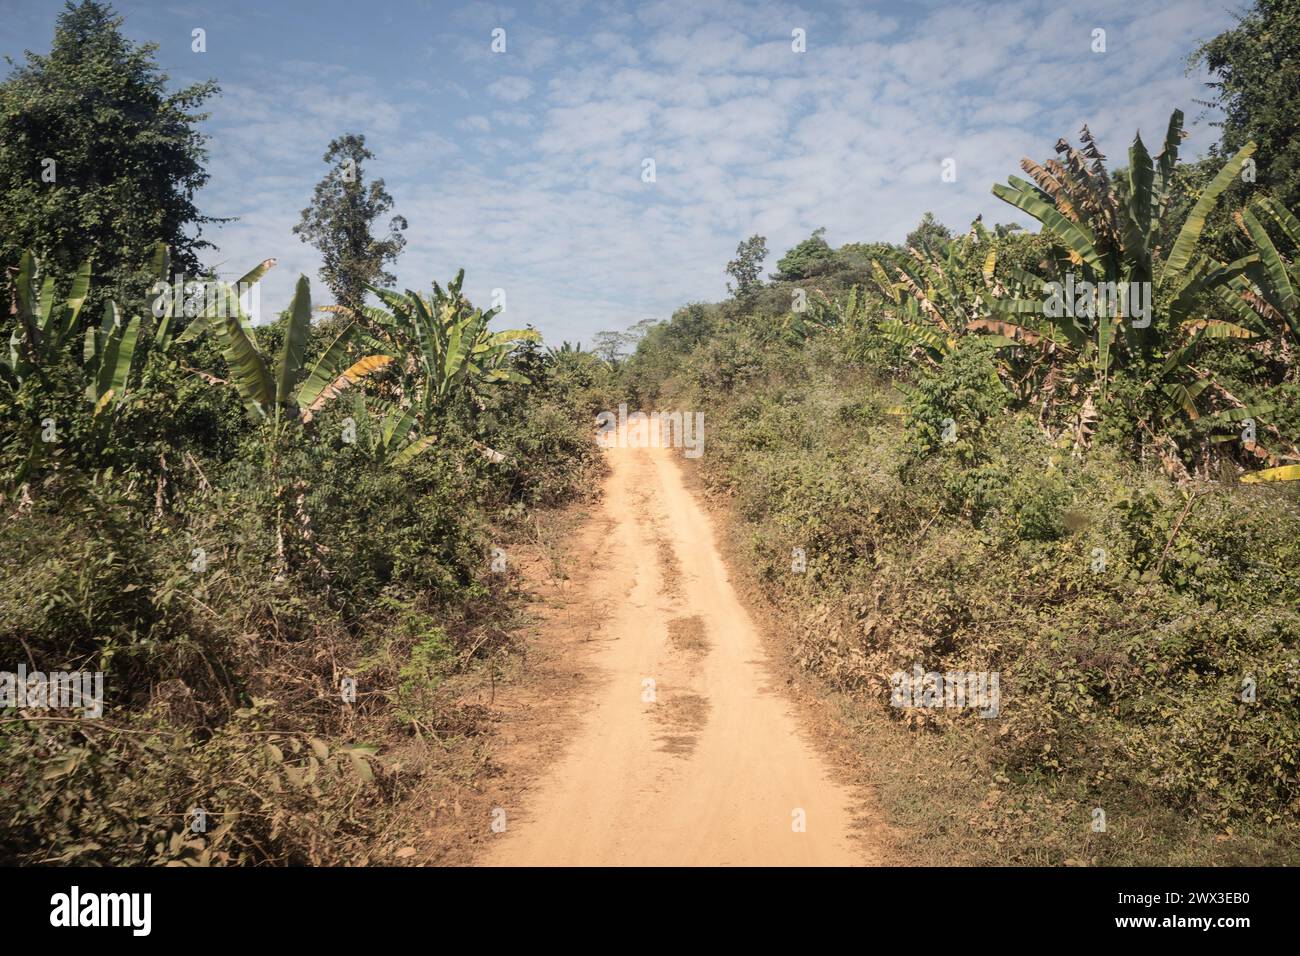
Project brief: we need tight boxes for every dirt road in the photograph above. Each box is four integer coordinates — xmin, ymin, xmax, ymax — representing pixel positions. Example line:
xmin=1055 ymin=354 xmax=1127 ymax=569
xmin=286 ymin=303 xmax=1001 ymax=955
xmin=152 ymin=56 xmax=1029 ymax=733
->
xmin=481 ymin=420 xmax=873 ymax=866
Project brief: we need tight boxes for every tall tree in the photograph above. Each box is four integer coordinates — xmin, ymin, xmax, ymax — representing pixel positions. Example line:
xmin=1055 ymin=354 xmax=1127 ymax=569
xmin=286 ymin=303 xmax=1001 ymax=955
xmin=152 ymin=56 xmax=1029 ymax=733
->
xmin=293 ymin=134 xmax=407 ymax=310
xmin=592 ymin=318 xmax=656 ymax=365
xmin=0 ymin=0 xmax=220 ymax=308
xmin=905 ymin=212 xmax=952 ymax=254
xmin=726 ymin=234 xmax=768 ymax=296
xmin=771 ymin=228 xmax=832 ymax=281
xmin=1192 ymin=0 xmax=1300 ymax=211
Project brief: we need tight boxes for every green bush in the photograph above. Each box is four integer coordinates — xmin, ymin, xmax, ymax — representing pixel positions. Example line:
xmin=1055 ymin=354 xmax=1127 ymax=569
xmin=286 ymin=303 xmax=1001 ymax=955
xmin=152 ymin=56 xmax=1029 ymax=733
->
xmin=640 ymin=307 xmax=1300 ymax=857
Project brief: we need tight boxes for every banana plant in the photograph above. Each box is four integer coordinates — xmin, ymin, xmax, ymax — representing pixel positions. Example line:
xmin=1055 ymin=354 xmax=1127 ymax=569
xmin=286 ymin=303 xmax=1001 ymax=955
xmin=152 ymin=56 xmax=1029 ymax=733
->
xmin=546 ymin=340 xmax=586 ymax=357
xmin=333 ymin=270 xmax=540 ymax=417
xmin=1231 ymin=196 xmax=1300 ymax=341
xmin=82 ymin=301 xmax=143 ymax=416
xmin=191 ymin=268 xmax=391 ymax=423
xmin=342 ymin=393 xmax=439 ymax=466
xmin=991 ymin=112 xmax=1259 ymax=383
xmin=1241 ymin=463 xmax=1300 ymax=484
xmin=868 ymin=229 xmax=1023 ymax=366
xmin=1214 ymin=196 xmax=1300 ymax=479
xmin=2 ymin=252 xmax=150 ymax=482
xmin=989 ymin=110 xmax=1265 ymax=425
xmin=2 ymin=251 xmax=146 ymax=419
xmin=2 ymin=251 xmax=92 ymax=394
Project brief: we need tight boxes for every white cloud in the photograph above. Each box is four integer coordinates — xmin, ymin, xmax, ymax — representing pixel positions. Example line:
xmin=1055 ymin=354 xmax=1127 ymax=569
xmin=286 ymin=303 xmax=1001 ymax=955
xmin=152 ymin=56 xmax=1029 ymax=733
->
xmin=487 ymin=75 xmax=535 ymax=102
xmin=193 ymin=0 xmax=1235 ymax=342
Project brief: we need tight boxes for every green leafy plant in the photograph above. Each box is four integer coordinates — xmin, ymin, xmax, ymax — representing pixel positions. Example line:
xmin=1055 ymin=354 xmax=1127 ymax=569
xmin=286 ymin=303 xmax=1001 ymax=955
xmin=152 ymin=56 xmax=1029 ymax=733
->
xmin=349 ymin=270 xmax=540 ymax=416
xmin=186 ymin=264 xmax=390 ymax=424
xmin=989 ymin=112 xmax=1261 ymax=419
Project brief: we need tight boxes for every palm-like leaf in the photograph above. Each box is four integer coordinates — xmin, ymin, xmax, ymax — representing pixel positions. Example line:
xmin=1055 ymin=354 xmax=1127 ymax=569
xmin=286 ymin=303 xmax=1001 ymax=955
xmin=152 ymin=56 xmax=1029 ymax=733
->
xmin=1164 ymin=142 xmax=1257 ymax=280
xmin=212 ymin=283 xmax=275 ymax=417
xmin=275 ymin=275 xmax=313 ymax=408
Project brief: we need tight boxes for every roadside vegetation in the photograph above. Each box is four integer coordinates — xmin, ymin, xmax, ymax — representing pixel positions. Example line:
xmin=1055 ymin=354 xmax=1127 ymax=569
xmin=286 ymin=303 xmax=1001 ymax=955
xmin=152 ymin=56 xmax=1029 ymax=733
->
xmin=3 ymin=0 xmax=1297 ymax=868
xmin=0 ymin=2 xmax=616 ymax=864
xmin=622 ymin=2 xmax=1300 ymax=864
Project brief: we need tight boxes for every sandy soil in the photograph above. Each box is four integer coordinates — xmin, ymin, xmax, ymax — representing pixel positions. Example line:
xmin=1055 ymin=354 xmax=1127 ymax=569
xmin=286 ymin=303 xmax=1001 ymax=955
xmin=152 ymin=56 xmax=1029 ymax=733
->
xmin=480 ymin=420 xmax=878 ymax=866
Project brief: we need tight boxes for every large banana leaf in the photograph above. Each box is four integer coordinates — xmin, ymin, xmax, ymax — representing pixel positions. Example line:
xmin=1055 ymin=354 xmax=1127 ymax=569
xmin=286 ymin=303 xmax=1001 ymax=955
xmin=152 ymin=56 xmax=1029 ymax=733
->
xmin=1239 ymin=204 xmax=1298 ymax=334
xmin=213 ymin=284 xmax=274 ymax=417
xmin=380 ymin=405 xmax=420 ymax=450
xmin=1164 ymin=142 xmax=1256 ymax=280
xmin=61 ymin=261 xmax=92 ymax=344
xmin=296 ymin=323 xmax=357 ymax=409
xmin=85 ymin=310 xmax=142 ymax=411
xmin=275 ymin=275 xmax=313 ymax=408
xmin=478 ymin=328 xmax=541 ymax=350
xmin=1253 ymin=196 xmax=1300 ymax=247
xmin=878 ymin=318 xmax=948 ymax=355
xmin=1211 ymin=282 xmax=1271 ymax=333
xmin=299 ymin=354 xmax=393 ymax=419
xmin=391 ymin=433 xmax=439 ymax=466
xmin=992 ymin=177 xmax=1105 ymax=274
xmin=1167 ymin=254 xmax=1258 ymax=325
xmin=35 ymin=275 xmax=58 ymax=342
xmin=1123 ymin=133 xmax=1154 ymax=271
xmin=1240 ymin=464 xmax=1300 ymax=483
xmin=1180 ymin=318 xmax=1257 ymax=340
xmin=107 ymin=314 xmax=141 ymax=404
xmin=237 ymin=258 xmax=278 ymax=288
xmin=12 ymin=253 xmax=41 ymax=358
xmin=1161 ymin=377 xmax=1212 ymax=419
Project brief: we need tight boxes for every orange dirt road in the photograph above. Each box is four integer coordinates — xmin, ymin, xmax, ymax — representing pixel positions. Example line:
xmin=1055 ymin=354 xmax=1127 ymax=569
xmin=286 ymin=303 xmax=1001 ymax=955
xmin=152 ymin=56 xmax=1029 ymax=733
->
xmin=482 ymin=421 xmax=874 ymax=866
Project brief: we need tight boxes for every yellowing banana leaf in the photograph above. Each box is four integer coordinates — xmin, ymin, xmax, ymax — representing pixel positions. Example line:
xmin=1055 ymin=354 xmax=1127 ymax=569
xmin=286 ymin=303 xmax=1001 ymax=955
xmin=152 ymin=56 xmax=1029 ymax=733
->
xmin=1240 ymin=464 xmax=1300 ymax=484
xmin=1180 ymin=318 xmax=1256 ymax=340
xmin=299 ymin=355 xmax=393 ymax=420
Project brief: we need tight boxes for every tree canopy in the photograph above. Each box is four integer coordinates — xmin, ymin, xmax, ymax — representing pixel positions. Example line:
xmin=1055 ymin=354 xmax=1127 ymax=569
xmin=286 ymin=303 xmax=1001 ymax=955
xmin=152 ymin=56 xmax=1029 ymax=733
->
xmin=726 ymin=234 xmax=768 ymax=297
xmin=293 ymin=133 xmax=407 ymax=310
xmin=0 ymin=0 xmax=220 ymax=307
xmin=1192 ymin=0 xmax=1300 ymax=211
xmin=771 ymin=227 xmax=833 ymax=281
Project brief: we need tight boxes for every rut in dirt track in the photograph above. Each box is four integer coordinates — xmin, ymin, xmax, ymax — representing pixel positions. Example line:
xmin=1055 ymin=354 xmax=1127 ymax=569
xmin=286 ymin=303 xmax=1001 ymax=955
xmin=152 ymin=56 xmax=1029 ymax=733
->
xmin=482 ymin=421 xmax=876 ymax=866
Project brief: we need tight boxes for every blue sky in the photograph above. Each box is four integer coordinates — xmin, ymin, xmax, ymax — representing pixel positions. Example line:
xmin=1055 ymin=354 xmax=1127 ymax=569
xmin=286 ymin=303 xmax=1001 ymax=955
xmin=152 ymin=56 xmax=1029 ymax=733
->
xmin=2 ymin=0 xmax=1239 ymax=343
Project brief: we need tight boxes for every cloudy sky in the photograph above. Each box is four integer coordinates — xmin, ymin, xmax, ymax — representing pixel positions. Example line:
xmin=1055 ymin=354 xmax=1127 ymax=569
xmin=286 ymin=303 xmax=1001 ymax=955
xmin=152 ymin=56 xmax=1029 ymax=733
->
xmin=3 ymin=0 xmax=1239 ymax=342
